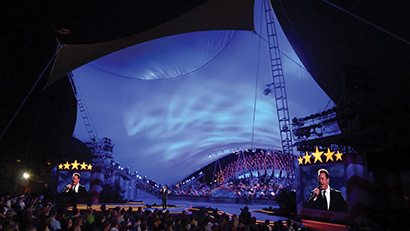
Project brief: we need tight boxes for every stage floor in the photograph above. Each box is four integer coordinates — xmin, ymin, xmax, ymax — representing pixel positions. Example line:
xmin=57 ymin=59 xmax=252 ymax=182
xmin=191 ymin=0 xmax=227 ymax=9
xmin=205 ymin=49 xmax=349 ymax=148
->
xmin=146 ymin=198 xmax=283 ymax=222
xmin=77 ymin=198 xmax=285 ymax=223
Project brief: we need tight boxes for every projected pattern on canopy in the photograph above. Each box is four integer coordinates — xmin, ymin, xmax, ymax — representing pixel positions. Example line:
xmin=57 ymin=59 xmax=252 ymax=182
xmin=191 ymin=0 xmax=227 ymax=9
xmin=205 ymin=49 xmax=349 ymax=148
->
xmin=72 ymin=0 xmax=335 ymax=184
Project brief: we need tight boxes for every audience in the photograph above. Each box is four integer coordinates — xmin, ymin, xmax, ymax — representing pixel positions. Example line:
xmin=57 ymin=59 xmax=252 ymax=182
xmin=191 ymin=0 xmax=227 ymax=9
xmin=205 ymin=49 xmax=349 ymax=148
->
xmin=0 ymin=152 xmax=304 ymax=230
xmin=0 ymin=192 xmax=303 ymax=231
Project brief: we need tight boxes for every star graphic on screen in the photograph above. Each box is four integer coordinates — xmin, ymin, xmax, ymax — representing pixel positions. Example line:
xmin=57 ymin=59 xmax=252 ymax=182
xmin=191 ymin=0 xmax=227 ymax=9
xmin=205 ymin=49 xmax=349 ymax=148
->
xmin=335 ymin=150 xmax=343 ymax=161
xmin=311 ymin=146 xmax=323 ymax=163
xmin=64 ymin=162 xmax=71 ymax=169
xmin=71 ymin=160 xmax=80 ymax=170
xmin=58 ymin=164 xmax=64 ymax=170
xmin=303 ymin=151 xmax=312 ymax=164
xmin=323 ymin=148 xmax=334 ymax=162
xmin=80 ymin=162 xmax=88 ymax=170
xmin=297 ymin=156 xmax=304 ymax=165
xmin=87 ymin=164 xmax=93 ymax=170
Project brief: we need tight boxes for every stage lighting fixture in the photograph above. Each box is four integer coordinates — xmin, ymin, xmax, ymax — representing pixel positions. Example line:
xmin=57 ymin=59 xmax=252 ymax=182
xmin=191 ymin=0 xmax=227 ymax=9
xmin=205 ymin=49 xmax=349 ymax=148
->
xmin=263 ymin=88 xmax=272 ymax=95
xmin=263 ymin=83 xmax=273 ymax=95
xmin=23 ymin=172 xmax=30 ymax=179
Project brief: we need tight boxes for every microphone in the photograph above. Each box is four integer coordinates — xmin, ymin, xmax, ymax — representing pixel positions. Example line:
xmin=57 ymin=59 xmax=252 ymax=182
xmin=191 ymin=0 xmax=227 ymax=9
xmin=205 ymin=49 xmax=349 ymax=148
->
xmin=314 ymin=185 xmax=322 ymax=197
xmin=309 ymin=185 xmax=321 ymax=201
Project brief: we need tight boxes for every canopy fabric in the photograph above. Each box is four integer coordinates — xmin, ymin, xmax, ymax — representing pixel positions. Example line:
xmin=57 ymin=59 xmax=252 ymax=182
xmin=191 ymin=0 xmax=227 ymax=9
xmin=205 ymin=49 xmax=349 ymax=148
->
xmin=71 ymin=29 xmax=334 ymax=184
xmin=53 ymin=0 xmax=335 ymax=184
xmin=48 ymin=0 xmax=255 ymax=86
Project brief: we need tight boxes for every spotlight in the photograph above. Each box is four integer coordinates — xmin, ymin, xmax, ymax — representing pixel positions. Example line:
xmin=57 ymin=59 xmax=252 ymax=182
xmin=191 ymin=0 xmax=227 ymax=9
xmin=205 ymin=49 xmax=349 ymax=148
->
xmin=263 ymin=83 xmax=274 ymax=96
xmin=23 ymin=172 xmax=30 ymax=179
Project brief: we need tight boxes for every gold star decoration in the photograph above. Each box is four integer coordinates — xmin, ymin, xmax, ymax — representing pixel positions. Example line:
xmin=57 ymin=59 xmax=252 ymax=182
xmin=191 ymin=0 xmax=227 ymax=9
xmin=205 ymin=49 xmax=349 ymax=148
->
xmin=58 ymin=160 xmax=93 ymax=171
xmin=323 ymin=148 xmax=335 ymax=162
xmin=311 ymin=146 xmax=324 ymax=163
xmin=335 ymin=150 xmax=343 ymax=161
xmin=63 ymin=161 xmax=71 ymax=169
xmin=80 ymin=162 xmax=88 ymax=170
xmin=71 ymin=160 xmax=80 ymax=170
xmin=303 ymin=151 xmax=312 ymax=164
xmin=297 ymin=156 xmax=304 ymax=165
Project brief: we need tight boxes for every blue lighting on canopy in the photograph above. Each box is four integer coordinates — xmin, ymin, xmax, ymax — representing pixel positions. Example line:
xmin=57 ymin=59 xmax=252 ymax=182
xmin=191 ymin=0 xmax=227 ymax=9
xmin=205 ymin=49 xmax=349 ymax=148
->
xmin=72 ymin=0 xmax=336 ymax=184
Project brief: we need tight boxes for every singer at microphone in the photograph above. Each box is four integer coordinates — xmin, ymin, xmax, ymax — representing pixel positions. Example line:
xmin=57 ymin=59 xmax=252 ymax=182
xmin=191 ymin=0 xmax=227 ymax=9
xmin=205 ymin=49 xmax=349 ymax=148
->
xmin=306 ymin=168 xmax=347 ymax=212
xmin=61 ymin=172 xmax=88 ymax=213
xmin=310 ymin=185 xmax=322 ymax=200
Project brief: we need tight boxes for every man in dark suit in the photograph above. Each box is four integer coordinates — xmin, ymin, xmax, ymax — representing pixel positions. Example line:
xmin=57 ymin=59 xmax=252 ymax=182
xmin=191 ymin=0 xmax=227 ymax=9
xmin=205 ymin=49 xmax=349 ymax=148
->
xmin=160 ymin=185 xmax=170 ymax=211
xmin=306 ymin=168 xmax=347 ymax=212
xmin=62 ymin=172 xmax=88 ymax=212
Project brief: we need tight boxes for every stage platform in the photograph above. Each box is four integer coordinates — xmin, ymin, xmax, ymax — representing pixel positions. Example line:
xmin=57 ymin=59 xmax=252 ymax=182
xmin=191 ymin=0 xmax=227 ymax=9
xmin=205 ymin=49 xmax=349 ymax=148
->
xmin=74 ymin=198 xmax=285 ymax=224
xmin=72 ymin=198 xmax=350 ymax=230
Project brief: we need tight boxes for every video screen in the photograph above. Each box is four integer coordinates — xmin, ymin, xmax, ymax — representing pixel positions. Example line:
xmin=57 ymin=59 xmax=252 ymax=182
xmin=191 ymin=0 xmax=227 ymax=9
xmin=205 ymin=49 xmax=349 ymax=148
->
xmin=297 ymin=162 xmax=349 ymax=217
xmin=57 ymin=171 xmax=91 ymax=193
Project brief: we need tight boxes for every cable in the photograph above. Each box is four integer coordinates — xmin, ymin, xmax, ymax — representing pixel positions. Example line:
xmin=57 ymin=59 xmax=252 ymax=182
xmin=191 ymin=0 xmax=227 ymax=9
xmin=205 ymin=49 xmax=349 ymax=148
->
xmin=0 ymin=49 xmax=59 ymax=140
xmin=323 ymin=0 xmax=410 ymax=46
xmin=278 ymin=0 xmax=298 ymax=37
xmin=323 ymin=99 xmax=333 ymax=112
xmin=250 ymin=0 xmax=265 ymax=151
xmin=253 ymin=31 xmax=310 ymax=74
xmin=280 ymin=50 xmax=310 ymax=73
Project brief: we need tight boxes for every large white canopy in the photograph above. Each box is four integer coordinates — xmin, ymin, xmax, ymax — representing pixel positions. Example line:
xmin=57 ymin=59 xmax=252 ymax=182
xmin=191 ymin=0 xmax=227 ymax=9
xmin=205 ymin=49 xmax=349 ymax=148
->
xmin=68 ymin=0 xmax=335 ymax=184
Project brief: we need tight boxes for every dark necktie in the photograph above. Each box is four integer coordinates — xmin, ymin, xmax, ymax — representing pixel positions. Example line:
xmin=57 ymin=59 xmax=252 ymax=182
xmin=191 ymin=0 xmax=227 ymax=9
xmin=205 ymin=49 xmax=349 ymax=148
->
xmin=323 ymin=191 xmax=328 ymax=210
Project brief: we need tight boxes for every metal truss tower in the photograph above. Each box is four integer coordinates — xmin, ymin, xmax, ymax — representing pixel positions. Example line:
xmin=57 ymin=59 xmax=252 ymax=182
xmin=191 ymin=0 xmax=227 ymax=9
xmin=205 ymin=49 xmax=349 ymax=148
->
xmin=263 ymin=0 xmax=293 ymax=156
xmin=68 ymin=73 xmax=113 ymax=178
